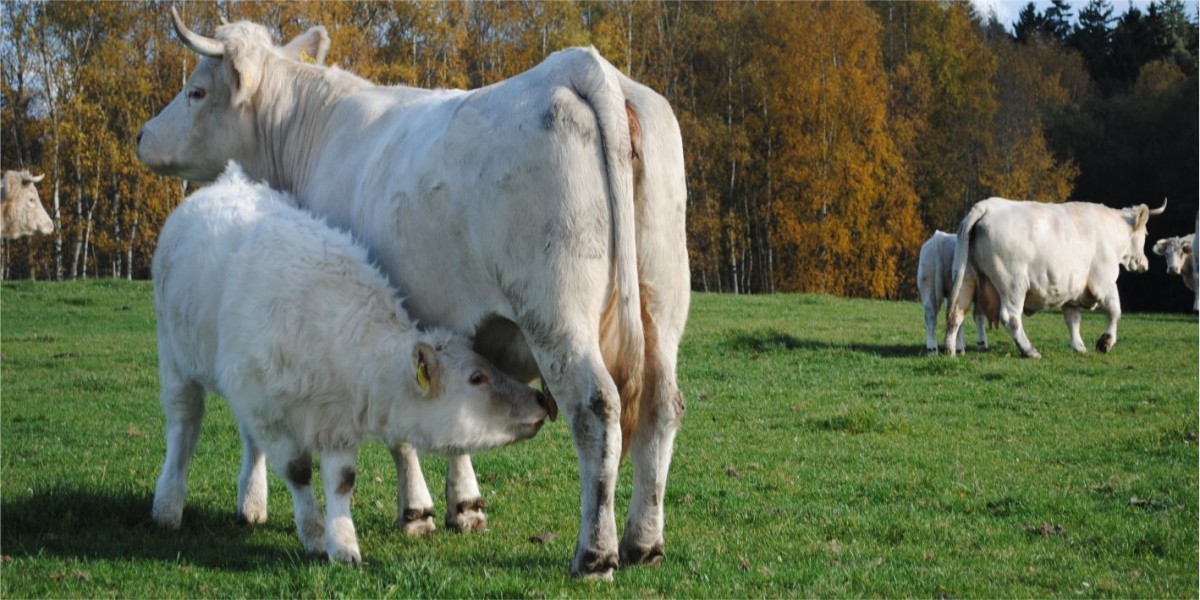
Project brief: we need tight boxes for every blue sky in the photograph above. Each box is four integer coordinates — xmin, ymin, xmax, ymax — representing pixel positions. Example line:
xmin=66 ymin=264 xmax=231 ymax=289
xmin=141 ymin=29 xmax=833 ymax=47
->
xmin=968 ymin=0 xmax=1198 ymax=31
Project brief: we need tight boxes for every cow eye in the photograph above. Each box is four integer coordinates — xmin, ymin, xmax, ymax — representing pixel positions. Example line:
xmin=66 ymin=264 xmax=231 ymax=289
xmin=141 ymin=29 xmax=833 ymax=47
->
xmin=187 ymin=87 xmax=207 ymax=101
xmin=468 ymin=372 xmax=489 ymax=386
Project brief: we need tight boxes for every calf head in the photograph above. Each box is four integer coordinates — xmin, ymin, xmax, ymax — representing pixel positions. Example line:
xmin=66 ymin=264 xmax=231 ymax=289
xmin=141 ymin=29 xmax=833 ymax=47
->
xmin=390 ymin=329 xmax=556 ymax=456
xmin=1153 ymin=236 xmax=1193 ymax=275
xmin=1 ymin=170 xmax=53 ymax=240
xmin=136 ymin=7 xmax=329 ymax=182
xmin=1120 ymin=199 xmax=1167 ymax=273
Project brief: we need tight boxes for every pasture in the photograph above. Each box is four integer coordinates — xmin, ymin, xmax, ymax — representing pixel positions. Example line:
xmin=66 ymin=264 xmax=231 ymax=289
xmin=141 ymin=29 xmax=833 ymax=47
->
xmin=1 ymin=280 xmax=1196 ymax=597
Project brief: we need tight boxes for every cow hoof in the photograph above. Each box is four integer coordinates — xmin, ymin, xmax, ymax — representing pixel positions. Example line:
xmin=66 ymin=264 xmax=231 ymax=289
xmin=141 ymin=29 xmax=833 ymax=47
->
xmin=446 ymin=499 xmax=488 ymax=533
xmin=977 ymin=343 xmax=989 ymax=352
xmin=570 ymin=549 xmax=619 ymax=580
xmin=619 ymin=541 xmax=664 ymax=568
xmin=1021 ymin=348 xmax=1042 ymax=359
xmin=327 ymin=544 xmax=362 ymax=565
xmin=1096 ymin=334 xmax=1114 ymax=354
xmin=925 ymin=346 xmax=939 ymax=356
xmin=398 ymin=507 xmax=437 ymax=537
xmin=235 ymin=509 xmax=267 ymax=526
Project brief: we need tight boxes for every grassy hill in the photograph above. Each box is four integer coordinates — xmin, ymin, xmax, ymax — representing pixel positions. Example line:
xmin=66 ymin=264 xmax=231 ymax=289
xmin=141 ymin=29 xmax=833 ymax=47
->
xmin=2 ymin=280 xmax=1196 ymax=597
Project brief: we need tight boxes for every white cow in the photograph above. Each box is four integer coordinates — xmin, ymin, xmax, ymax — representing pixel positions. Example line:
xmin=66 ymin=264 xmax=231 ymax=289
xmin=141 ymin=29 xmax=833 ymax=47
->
xmin=1152 ymin=235 xmax=1195 ymax=293
xmin=137 ymin=11 xmax=689 ymax=578
xmin=152 ymin=163 xmax=552 ymax=563
xmin=1 ymin=170 xmax=53 ymax=240
xmin=946 ymin=197 xmax=1165 ymax=358
xmin=918 ymin=230 xmax=991 ymax=353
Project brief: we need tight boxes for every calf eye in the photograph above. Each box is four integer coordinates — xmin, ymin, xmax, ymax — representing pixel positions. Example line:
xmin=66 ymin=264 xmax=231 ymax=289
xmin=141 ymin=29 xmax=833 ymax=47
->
xmin=187 ymin=87 xmax=207 ymax=101
xmin=468 ymin=372 xmax=489 ymax=386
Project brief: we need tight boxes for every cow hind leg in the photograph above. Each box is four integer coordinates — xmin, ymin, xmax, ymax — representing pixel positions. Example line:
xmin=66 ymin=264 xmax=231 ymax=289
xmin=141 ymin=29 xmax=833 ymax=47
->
xmin=445 ymin=454 xmax=487 ymax=532
xmin=152 ymin=369 xmax=205 ymax=529
xmin=388 ymin=443 xmax=437 ymax=536
xmin=1000 ymin=299 xmax=1040 ymax=359
xmin=619 ymin=345 xmax=684 ymax=568
xmin=272 ymin=449 xmax=325 ymax=555
xmin=319 ymin=449 xmax=362 ymax=564
xmin=944 ymin=277 xmax=976 ymax=357
xmin=236 ymin=423 xmax=268 ymax=525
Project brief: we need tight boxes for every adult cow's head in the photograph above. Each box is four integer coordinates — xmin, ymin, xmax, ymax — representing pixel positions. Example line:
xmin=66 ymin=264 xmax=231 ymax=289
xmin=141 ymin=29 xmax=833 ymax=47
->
xmin=1 ymin=170 xmax=53 ymax=240
xmin=1119 ymin=199 xmax=1168 ymax=273
xmin=136 ymin=7 xmax=329 ymax=183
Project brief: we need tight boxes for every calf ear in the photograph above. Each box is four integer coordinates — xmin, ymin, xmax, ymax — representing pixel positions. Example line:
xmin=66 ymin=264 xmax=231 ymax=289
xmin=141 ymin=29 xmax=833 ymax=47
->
xmin=1153 ymin=239 xmax=1169 ymax=255
xmin=1183 ymin=238 xmax=1193 ymax=253
xmin=282 ymin=26 xmax=330 ymax=66
xmin=223 ymin=38 xmax=266 ymax=108
xmin=413 ymin=343 xmax=441 ymax=397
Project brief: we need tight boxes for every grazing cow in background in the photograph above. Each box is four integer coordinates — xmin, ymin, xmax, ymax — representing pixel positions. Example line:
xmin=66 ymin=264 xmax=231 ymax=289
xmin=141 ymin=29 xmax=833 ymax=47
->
xmin=137 ymin=10 xmax=689 ymax=579
xmin=152 ymin=163 xmax=552 ymax=563
xmin=1 ymin=170 xmax=53 ymax=240
xmin=1152 ymin=235 xmax=1195 ymax=293
xmin=918 ymin=231 xmax=990 ymax=353
xmin=946 ymin=197 xmax=1166 ymax=358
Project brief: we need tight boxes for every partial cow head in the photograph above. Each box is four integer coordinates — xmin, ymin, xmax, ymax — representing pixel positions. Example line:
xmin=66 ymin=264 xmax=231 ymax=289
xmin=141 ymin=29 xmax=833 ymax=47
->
xmin=136 ymin=7 xmax=329 ymax=183
xmin=1120 ymin=199 xmax=1167 ymax=273
xmin=1153 ymin=235 xmax=1193 ymax=275
xmin=1 ymin=170 xmax=53 ymax=240
xmin=387 ymin=329 xmax=557 ymax=456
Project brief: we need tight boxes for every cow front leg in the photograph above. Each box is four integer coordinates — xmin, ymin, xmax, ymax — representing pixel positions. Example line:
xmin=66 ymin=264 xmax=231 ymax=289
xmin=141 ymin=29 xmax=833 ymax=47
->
xmin=236 ymin=423 xmax=268 ymax=524
xmin=320 ymin=449 xmax=362 ymax=564
xmin=1096 ymin=293 xmax=1121 ymax=353
xmin=273 ymin=450 xmax=324 ymax=555
xmin=620 ymin=361 xmax=684 ymax=568
xmin=388 ymin=442 xmax=436 ymax=536
xmin=445 ymin=454 xmax=487 ymax=532
xmin=152 ymin=373 xmax=205 ymax=529
xmin=1062 ymin=307 xmax=1086 ymax=353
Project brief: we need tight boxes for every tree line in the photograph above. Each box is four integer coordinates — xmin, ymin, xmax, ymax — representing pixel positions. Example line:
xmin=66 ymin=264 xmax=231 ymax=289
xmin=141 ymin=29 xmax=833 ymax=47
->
xmin=2 ymin=1 xmax=1196 ymax=309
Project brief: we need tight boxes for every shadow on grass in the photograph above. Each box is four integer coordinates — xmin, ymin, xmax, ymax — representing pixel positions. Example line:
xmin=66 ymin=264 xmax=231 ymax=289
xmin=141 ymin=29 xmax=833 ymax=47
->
xmin=720 ymin=328 xmax=921 ymax=358
xmin=0 ymin=484 xmax=299 ymax=569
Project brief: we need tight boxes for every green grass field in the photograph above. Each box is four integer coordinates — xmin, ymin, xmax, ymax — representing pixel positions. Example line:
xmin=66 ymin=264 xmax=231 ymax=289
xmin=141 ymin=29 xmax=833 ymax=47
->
xmin=2 ymin=280 xmax=1196 ymax=598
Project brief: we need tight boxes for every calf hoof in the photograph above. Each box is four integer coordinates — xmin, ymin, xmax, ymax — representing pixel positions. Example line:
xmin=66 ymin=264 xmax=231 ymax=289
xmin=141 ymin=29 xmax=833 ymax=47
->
xmin=326 ymin=543 xmax=362 ymax=565
xmin=619 ymin=541 xmax=664 ymax=568
xmin=151 ymin=503 xmax=183 ymax=530
xmin=236 ymin=506 xmax=267 ymax=526
xmin=569 ymin=549 xmax=619 ymax=580
xmin=1021 ymin=348 xmax=1042 ymax=359
xmin=977 ymin=343 xmax=989 ymax=352
xmin=1096 ymin=333 xmax=1114 ymax=354
xmin=446 ymin=498 xmax=488 ymax=533
xmin=398 ymin=507 xmax=436 ymax=537
xmin=925 ymin=346 xmax=939 ymax=356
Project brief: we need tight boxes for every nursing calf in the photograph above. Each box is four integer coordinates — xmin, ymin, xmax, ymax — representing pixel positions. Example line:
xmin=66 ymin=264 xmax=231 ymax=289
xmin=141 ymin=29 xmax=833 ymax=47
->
xmin=151 ymin=164 xmax=552 ymax=562
xmin=918 ymin=231 xmax=990 ymax=353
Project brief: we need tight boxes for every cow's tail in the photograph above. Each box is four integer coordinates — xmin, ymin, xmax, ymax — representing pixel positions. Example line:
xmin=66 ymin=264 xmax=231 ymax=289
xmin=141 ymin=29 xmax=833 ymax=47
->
xmin=568 ymin=47 xmax=645 ymax=455
xmin=948 ymin=201 xmax=991 ymax=322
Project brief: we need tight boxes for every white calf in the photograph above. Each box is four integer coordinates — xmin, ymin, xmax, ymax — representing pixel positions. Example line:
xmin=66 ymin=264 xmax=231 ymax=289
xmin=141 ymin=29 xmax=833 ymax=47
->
xmin=151 ymin=164 xmax=552 ymax=562
xmin=1152 ymin=235 xmax=1195 ymax=293
xmin=918 ymin=231 xmax=989 ymax=353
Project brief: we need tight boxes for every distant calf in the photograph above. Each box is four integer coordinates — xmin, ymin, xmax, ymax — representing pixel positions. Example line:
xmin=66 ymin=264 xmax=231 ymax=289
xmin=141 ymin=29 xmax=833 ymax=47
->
xmin=917 ymin=231 xmax=990 ymax=353
xmin=1 ymin=170 xmax=53 ymax=240
xmin=1152 ymin=235 xmax=1195 ymax=293
xmin=151 ymin=164 xmax=553 ymax=563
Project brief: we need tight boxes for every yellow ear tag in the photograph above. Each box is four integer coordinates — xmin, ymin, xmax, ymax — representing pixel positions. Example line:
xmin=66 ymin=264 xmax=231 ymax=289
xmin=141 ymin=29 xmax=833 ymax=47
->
xmin=299 ymin=50 xmax=316 ymax=65
xmin=242 ymin=70 xmax=253 ymax=90
xmin=416 ymin=360 xmax=430 ymax=391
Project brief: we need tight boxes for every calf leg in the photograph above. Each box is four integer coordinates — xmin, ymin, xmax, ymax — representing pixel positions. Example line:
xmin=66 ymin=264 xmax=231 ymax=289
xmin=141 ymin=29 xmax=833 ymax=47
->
xmin=1062 ymin=307 xmax=1086 ymax=353
xmin=1096 ymin=292 xmax=1122 ymax=353
xmin=152 ymin=370 xmax=205 ymax=529
xmin=272 ymin=450 xmax=324 ymax=555
xmin=445 ymin=454 xmax=486 ymax=532
xmin=923 ymin=296 xmax=940 ymax=353
xmin=620 ymin=350 xmax=684 ymax=568
xmin=972 ymin=303 xmax=989 ymax=350
xmin=320 ymin=449 xmax=362 ymax=564
xmin=236 ymin=424 xmax=269 ymax=524
xmin=388 ymin=443 xmax=436 ymax=536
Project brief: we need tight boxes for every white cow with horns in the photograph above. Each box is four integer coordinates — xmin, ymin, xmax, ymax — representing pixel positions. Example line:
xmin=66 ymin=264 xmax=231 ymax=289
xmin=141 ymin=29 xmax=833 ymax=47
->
xmin=945 ymin=197 xmax=1165 ymax=358
xmin=136 ymin=9 xmax=689 ymax=579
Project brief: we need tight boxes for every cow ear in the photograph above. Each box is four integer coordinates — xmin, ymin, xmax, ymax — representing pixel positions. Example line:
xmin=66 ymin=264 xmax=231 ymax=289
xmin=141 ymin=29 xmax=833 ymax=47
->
xmin=1153 ymin=239 xmax=1168 ymax=255
xmin=1134 ymin=205 xmax=1150 ymax=230
xmin=282 ymin=26 xmax=330 ymax=66
xmin=1183 ymin=238 xmax=1193 ymax=253
xmin=223 ymin=37 xmax=266 ymax=108
xmin=412 ymin=343 xmax=441 ymax=397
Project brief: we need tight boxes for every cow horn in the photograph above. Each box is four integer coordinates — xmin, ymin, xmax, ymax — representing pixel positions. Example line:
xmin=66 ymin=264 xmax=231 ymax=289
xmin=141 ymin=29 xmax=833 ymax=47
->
xmin=1149 ymin=198 xmax=1167 ymax=216
xmin=170 ymin=6 xmax=224 ymax=58
xmin=26 ymin=173 xmax=44 ymax=183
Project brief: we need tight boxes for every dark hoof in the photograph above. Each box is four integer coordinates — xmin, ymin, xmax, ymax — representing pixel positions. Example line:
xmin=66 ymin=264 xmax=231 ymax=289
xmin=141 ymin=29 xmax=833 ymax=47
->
xmin=446 ymin=498 xmax=488 ymax=533
xmin=570 ymin=549 xmax=619 ymax=579
xmin=1096 ymin=333 xmax=1114 ymax=354
xmin=620 ymin=542 xmax=664 ymax=568
xmin=397 ymin=507 xmax=437 ymax=537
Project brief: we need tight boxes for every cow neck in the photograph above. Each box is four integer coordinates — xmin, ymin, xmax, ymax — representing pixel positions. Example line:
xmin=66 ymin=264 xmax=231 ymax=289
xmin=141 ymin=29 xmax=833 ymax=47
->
xmin=257 ymin=58 xmax=371 ymax=200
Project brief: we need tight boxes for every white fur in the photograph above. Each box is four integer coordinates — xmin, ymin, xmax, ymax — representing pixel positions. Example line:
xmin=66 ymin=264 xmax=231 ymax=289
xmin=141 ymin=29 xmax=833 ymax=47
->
xmin=917 ymin=231 xmax=988 ymax=353
xmin=946 ymin=197 xmax=1162 ymax=358
xmin=1152 ymin=235 xmax=1195 ymax=293
xmin=150 ymin=164 xmax=548 ymax=562
xmin=1 ymin=170 xmax=53 ymax=240
xmin=138 ymin=17 xmax=689 ymax=578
